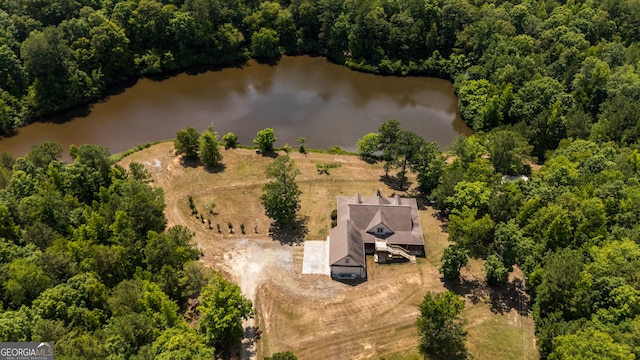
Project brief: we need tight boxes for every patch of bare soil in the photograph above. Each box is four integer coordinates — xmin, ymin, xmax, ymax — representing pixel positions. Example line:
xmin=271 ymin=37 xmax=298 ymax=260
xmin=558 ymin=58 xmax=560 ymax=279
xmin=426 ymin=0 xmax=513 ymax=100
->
xmin=119 ymin=143 xmax=537 ymax=360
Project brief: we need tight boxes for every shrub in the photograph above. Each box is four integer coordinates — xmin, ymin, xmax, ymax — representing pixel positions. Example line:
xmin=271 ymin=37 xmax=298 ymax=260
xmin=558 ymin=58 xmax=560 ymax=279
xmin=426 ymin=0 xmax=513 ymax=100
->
xmin=188 ymin=196 xmax=196 ymax=215
xmin=222 ymin=132 xmax=239 ymax=148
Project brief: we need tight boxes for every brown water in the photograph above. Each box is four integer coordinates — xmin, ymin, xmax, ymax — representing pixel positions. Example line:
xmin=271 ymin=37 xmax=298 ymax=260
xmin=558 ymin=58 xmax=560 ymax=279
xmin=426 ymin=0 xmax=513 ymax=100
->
xmin=0 ymin=56 xmax=471 ymax=158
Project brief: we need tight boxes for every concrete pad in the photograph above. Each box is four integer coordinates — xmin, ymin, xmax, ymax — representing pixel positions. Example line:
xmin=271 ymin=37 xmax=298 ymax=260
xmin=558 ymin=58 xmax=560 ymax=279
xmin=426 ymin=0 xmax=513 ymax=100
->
xmin=302 ymin=240 xmax=330 ymax=275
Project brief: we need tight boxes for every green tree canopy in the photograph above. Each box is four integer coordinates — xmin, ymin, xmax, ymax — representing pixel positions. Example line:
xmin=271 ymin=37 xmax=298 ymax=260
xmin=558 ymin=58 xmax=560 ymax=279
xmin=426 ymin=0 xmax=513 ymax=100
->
xmin=197 ymin=275 xmax=254 ymax=346
xmin=416 ymin=291 xmax=467 ymax=359
xmin=175 ymin=126 xmax=200 ymax=160
xmin=251 ymin=27 xmax=282 ymax=59
xmin=356 ymin=132 xmax=379 ymax=160
xmin=260 ymin=155 xmax=301 ymax=228
xmin=253 ymin=127 xmax=277 ymax=153
xmin=549 ymin=327 xmax=635 ymax=360
xmin=439 ymin=244 xmax=469 ymax=281
xmin=487 ymin=130 xmax=531 ymax=175
xmin=222 ymin=132 xmax=239 ymax=148
xmin=484 ymin=254 xmax=509 ymax=285
xmin=198 ymin=127 xmax=223 ymax=168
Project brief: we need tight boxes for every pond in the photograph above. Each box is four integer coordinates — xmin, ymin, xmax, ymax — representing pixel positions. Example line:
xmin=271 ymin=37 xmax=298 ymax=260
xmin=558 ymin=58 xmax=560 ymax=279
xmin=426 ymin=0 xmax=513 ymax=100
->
xmin=0 ymin=56 xmax=471 ymax=158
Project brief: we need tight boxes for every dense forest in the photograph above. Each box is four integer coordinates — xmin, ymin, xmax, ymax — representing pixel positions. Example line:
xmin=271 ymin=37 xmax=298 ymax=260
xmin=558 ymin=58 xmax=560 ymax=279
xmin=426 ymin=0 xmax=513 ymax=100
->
xmin=2 ymin=0 xmax=640 ymax=358
xmin=0 ymin=0 xmax=638 ymax=153
xmin=0 ymin=143 xmax=254 ymax=358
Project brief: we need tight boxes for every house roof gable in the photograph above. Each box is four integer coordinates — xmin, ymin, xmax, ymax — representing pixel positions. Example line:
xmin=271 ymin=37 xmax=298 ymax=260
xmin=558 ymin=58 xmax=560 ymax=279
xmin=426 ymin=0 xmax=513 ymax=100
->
xmin=336 ymin=192 xmax=425 ymax=246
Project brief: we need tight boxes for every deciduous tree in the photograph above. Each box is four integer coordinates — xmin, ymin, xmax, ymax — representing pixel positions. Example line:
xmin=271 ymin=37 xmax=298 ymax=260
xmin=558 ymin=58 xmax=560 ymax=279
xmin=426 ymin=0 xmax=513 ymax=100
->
xmin=356 ymin=132 xmax=379 ymax=160
xmin=260 ymin=155 xmax=301 ymax=228
xmin=484 ymin=254 xmax=509 ymax=285
xmin=439 ymin=245 xmax=469 ymax=281
xmin=175 ymin=126 xmax=200 ymax=160
xmin=416 ymin=291 xmax=467 ymax=359
xmin=253 ymin=127 xmax=277 ymax=153
xmin=198 ymin=127 xmax=222 ymax=168
xmin=197 ymin=275 xmax=254 ymax=346
xmin=222 ymin=132 xmax=239 ymax=148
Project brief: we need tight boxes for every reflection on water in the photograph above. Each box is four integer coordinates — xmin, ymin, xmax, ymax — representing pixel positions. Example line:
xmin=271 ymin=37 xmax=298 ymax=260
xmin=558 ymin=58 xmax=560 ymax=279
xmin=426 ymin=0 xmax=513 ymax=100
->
xmin=0 ymin=56 xmax=471 ymax=158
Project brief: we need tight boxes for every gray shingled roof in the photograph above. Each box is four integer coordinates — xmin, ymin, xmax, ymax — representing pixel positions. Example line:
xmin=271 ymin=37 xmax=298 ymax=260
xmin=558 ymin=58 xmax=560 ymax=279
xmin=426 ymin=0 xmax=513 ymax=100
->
xmin=329 ymin=192 xmax=425 ymax=266
xmin=328 ymin=220 xmax=366 ymax=266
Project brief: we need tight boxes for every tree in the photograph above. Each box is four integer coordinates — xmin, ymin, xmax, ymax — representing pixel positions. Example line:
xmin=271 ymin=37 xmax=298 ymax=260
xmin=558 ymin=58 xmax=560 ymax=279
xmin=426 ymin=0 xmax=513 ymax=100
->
xmin=149 ymin=327 xmax=214 ymax=360
xmin=494 ymin=220 xmax=528 ymax=268
xmin=484 ymin=254 xmax=509 ymax=285
xmin=0 ymin=45 xmax=28 ymax=97
xmin=448 ymin=180 xmax=492 ymax=215
xmin=266 ymin=351 xmax=297 ymax=360
xmin=549 ymin=327 xmax=635 ymax=360
xmin=447 ymin=207 xmax=495 ymax=256
xmin=416 ymin=291 xmax=467 ymax=359
xmin=175 ymin=127 xmax=200 ymax=160
xmin=198 ymin=127 xmax=223 ymax=167
xmin=197 ymin=275 xmax=254 ymax=346
xmin=145 ymin=226 xmax=199 ymax=273
xmin=260 ymin=155 xmax=301 ymax=228
xmin=222 ymin=132 xmax=239 ymax=148
xmin=251 ymin=28 xmax=282 ymax=59
xmin=26 ymin=142 xmax=63 ymax=170
xmin=253 ymin=128 xmax=277 ymax=154
xmin=487 ymin=130 xmax=531 ymax=175
xmin=392 ymin=130 xmax=426 ymax=189
xmin=356 ymin=132 xmax=379 ymax=160
xmin=377 ymin=119 xmax=401 ymax=166
xmin=440 ymin=245 xmax=469 ymax=281
xmin=297 ymin=136 xmax=306 ymax=154
xmin=4 ymin=258 xmax=53 ymax=308
xmin=451 ymin=135 xmax=487 ymax=168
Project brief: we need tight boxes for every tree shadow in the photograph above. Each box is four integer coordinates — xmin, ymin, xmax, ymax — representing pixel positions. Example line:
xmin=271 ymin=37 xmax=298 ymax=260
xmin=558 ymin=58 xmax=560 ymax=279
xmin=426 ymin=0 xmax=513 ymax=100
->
xmin=178 ymin=157 xmax=200 ymax=168
xmin=0 ymin=128 xmax=18 ymax=139
xmin=177 ymin=156 xmax=227 ymax=173
xmin=378 ymin=174 xmax=412 ymax=192
xmin=204 ymin=163 xmax=227 ymax=174
xmin=426 ymin=348 xmax=469 ymax=360
xmin=269 ymin=216 xmax=309 ymax=245
xmin=256 ymin=150 xmax=278 ymax=158
xmin=34 ymin=77 xmax=140 ymax=125
xmin=442 ymin=277 xmax=486 ymax=305
xmin=254 ymin=57 xmax=281 ymax=66
xmin=241 ymin=325 xmax=259 ymax=359
xmin=443 ymin=275 xmax=531 ymax=316
xmin=359 ymin=156 xmax=379 ymax=164
xmin=488 ymin=278 xmax=530 ymax=316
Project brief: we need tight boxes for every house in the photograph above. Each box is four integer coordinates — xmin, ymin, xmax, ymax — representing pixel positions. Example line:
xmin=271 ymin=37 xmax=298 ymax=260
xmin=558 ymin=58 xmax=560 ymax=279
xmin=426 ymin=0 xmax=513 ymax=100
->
xmin=328 ymin=191 xmax=425 ymax=280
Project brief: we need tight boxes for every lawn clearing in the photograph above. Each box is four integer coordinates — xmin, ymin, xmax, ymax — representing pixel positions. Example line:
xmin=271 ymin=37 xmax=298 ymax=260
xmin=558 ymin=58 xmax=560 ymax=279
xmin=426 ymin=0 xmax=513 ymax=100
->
xmin=119 ymin=142 xmax=537 ymax=360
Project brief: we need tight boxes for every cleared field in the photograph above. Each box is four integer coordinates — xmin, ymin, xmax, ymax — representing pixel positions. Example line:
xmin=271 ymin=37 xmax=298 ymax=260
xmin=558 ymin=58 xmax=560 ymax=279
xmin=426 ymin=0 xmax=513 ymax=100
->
xmin=119 ymin=142 xmax=537 ymax=360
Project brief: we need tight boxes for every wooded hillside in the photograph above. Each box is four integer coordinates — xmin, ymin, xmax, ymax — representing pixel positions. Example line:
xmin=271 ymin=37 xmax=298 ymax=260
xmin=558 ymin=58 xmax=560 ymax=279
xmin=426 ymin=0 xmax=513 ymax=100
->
xmin=3 ymin=0 xmax=640 ymax=358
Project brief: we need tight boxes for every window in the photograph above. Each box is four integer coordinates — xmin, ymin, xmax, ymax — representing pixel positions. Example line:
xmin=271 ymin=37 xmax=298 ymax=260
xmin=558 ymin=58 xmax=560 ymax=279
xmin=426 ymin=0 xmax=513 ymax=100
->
xmin=345 ymin=258 xmax=350 ymax=264
xmin=377 ymin=227 xmax=384 ymax=233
